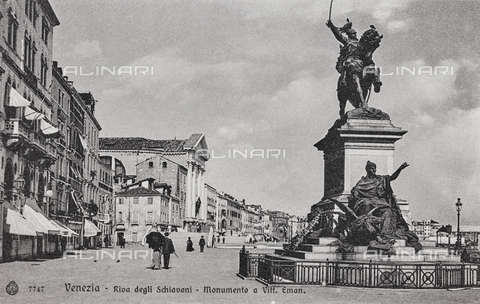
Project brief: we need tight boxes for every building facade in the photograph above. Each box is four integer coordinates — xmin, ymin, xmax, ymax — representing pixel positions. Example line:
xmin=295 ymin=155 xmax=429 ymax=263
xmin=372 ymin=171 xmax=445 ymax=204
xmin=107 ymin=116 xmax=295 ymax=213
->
xmin=114 ymin=178 xmax=173 ymax=245
xmin=1 ymin=0 xmax=60 ymax=261
xmin=99 ymin=134 xmax=208 ymax=232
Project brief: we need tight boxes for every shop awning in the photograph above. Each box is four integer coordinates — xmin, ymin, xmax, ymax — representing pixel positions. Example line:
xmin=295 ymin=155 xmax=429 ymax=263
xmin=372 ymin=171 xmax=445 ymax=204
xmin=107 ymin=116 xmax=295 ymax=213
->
xmin=22 ymin=204 xmax=60 ymax=234
xmin=53 ymin=220 xmax=79 ymax=237
xmin=49 ymin=219 xmax=69 ymax=236
xmin=84 ymin=219 xmax=101 ymax=237
xmin=8 ymin=88 xmax=31 ymax=107
xmin=6 ymin=209 xmax=38 ymax=236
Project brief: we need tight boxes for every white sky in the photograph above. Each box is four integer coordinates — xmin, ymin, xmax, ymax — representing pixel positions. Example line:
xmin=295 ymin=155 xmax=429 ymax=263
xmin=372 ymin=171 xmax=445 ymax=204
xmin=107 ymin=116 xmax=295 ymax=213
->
xmin=50 ymin=0 xmax=480 ymax=225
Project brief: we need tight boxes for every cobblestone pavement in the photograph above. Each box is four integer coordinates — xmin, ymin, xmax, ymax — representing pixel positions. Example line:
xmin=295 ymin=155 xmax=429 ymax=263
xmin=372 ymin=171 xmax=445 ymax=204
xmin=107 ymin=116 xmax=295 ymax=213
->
xmin=1 ymin=238 xmax=479 ymax=304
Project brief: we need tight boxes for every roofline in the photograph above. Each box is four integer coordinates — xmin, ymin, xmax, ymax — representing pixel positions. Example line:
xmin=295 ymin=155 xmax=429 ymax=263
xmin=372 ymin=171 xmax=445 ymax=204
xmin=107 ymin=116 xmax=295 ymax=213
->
xmin=39 ymin=0 xmax=60 ymax=27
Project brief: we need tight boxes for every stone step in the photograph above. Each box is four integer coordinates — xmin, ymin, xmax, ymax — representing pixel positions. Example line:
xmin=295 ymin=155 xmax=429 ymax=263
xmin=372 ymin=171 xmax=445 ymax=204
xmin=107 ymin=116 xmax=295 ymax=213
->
xmin=304 ymin=237 xmax=338 ymax=245
xmin=296 ymin=244 xmax=338 ymax=253
xmin=419 ymin=240 xmax=437 ymax=247
xmin=275 ymin=249 xmax=342 ymax=260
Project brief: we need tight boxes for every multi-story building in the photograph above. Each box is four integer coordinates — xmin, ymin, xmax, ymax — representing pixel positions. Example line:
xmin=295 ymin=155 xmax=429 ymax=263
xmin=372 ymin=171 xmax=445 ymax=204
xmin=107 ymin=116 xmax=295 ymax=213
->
xmin=99 ymin=134 xmax=208 ymax=231
xmin=114 ymin=178 xmax=172 ymax=245
xmin=0 ymin=0 xmax=60 ymax=261
xmin=50 ymin=62 xmax=70 ymax=221
xmin=205 ymin=183 xmax=217 ymax=228
xmin=260 ymin=211 xmax=273 ymax=236
xmin=216 ymin=193 xmax=228 ymax=234
xmin=269 ymin=211 xmax=290 ymax=242
xmin=412 ymin=219 xmax=442 ymax=239
xmin=97 ymin=159 xmax=114 ymax=246
xmin=246 ymin=204 xmax=262 ymax=235
xmin=222 ymin=193 xmax=242 ymax=236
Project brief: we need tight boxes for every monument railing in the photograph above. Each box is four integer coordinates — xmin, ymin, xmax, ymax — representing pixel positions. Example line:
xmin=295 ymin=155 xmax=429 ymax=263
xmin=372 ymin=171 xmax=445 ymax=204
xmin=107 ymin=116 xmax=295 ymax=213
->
xmin=238 ymin=249 xmax=264 ymax=278
xmin=242 ymin=251 xmax=479 ymax=288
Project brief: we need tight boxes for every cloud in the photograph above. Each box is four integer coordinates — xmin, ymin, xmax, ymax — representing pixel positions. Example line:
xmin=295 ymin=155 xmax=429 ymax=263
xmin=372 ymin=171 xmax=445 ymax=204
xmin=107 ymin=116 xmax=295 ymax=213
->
xmin=218 ymin=122 xmax=254 ymax=141
xmin=73 ymin=40 xmax=102 ymax=58
xmin=387 ymin=20 xmax=410 ymax=31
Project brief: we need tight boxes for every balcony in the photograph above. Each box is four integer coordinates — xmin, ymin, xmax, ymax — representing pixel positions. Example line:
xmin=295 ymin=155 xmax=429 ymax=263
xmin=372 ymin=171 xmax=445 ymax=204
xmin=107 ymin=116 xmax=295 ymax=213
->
xmin=29 ymin=131 xmax=46 ymax=148
xmin=4 ymin=118 xmax=30 ymax=140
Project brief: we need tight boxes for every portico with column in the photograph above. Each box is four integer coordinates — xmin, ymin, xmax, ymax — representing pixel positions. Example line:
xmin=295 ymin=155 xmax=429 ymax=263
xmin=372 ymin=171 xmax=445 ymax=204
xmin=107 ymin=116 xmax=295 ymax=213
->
xmin=182 ymin=134 xmax=209 ymax=231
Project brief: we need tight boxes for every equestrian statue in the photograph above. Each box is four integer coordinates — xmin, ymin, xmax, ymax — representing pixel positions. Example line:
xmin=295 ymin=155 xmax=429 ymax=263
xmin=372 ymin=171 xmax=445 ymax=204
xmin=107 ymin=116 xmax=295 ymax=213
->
xmin=327 ymin=19 xmax=383 ymax=117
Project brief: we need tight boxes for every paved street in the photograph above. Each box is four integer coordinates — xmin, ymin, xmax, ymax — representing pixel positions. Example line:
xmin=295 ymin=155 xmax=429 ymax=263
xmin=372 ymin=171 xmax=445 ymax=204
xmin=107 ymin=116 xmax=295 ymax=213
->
xmin=1 ymin=235 xmax=480 ymax=304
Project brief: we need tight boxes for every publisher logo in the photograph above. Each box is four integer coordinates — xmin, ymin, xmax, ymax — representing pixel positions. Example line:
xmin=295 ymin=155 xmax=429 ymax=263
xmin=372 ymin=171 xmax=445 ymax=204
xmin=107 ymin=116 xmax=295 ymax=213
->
xmin=6 ymin=281 xmax=19 ymax=296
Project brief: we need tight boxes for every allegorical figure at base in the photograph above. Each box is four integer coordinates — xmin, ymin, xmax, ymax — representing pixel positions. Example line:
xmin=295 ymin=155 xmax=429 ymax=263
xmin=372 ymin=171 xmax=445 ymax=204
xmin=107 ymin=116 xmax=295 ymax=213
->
xmin=347 ymin=161 xmax=422 ymax=252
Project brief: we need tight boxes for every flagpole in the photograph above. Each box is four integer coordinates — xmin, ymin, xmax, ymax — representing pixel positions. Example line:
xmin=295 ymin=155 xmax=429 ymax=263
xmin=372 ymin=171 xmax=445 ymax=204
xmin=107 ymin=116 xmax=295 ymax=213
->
xmin=328 ymin=0 xmax=334 ymax=21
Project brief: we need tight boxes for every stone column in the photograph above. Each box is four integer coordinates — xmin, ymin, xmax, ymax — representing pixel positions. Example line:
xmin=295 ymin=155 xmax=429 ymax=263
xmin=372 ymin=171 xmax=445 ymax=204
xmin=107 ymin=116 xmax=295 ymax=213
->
xmin=186 ymin=161 xmax=192 ymax=220
xmin=199 ymin=169 xmax=206 ymax=221
xmin=191 ymin=163 xmax=197 ymax=220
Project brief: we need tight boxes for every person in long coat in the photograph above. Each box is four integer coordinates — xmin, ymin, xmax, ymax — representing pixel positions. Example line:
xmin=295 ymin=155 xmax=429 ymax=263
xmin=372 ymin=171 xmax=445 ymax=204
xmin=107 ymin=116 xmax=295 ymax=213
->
xmin=163 ymin=232 xmax=175 ymax=269
xmin=186 ymin=237 xmax=194 ymax=252
xmin=144 ymin=225 xmax=165 ymax=270
xmin=199 ymin=235 xmax=206 ymax=252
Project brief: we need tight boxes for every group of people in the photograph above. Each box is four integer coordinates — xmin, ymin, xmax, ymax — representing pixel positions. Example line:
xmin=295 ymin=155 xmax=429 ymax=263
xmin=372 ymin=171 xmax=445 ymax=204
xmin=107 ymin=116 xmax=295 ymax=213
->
xmin=143 ymin=226 xmax=214 ymax=270
xmin=186 ymin=235 xmax=207 ymax=252
xmin=143 ymin=225 xmax=176 ymax=270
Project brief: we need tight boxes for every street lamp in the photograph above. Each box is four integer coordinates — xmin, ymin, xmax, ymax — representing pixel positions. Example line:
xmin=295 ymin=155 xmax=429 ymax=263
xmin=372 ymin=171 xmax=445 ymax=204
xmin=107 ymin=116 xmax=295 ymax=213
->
xmin=46 ymin=187 xmax=54 ymax=215
xmin=455 ymin=198 xmax=462 ymax=253
xmin=13 ymin=177 xmax=25 ymax=211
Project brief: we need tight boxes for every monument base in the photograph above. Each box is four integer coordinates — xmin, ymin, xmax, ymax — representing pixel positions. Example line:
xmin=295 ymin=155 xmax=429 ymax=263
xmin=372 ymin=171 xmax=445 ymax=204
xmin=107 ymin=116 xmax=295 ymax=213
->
xmin=277 ymin=237 xmax=460 ymax=262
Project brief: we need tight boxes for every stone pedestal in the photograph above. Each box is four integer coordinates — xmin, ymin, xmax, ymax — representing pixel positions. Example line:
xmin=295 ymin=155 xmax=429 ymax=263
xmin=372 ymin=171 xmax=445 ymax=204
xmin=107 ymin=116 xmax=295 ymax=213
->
xmin=311 ymin=108 xmax=407 ymax=229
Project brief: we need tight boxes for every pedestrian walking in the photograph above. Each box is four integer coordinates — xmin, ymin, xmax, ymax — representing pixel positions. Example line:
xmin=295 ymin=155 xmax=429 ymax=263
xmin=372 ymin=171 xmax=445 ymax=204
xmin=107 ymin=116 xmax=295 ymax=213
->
xmin=119 ymin=235 xmax=125 ymax=248
xmin=199 ymin=235 xmax=206 ymax=252
xmin=144 ymin=225 xmax=165 ymax=270
xmin=163 ymin=232 xmax=175 ymax=269
xmin=222 ymin=236 xmax=225 ymax=244
xmin=186 ymin=237 xmax=194 ymax=252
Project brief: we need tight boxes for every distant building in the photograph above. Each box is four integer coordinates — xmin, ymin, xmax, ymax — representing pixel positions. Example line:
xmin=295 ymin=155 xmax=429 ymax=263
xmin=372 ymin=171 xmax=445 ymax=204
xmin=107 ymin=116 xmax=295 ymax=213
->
xmin=412 ymin=219 xmax=442 ymax=239
xmin=99 ymin=134 xmax=209 ymax=232
xmin=269 ymin=211 xmax=289 ymax=242
xmin=114 ymin=178 xmax=172 ymax=244
xmin=205 ymin=183 xmax=217 ymax=228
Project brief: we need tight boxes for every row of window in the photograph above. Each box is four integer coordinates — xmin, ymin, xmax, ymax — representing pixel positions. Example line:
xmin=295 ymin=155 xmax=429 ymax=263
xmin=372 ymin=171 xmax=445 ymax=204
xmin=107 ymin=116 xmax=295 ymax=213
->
xmin=148 ymin=161 xmax=168 ymax=168
xmin=117 ymin=197 xmax=179 ymax=211
xmin=7 ymin=7 xmax=51 ymax=76
xmin=118 ymin=197 xmax=153 ymax=205
xmin=118 ymin=211 xmax=163 ymax=225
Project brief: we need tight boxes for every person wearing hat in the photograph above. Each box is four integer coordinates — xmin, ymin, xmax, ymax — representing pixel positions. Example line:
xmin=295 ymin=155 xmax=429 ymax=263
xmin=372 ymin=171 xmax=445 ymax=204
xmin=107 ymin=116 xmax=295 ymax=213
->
xmin=199 ymin=235 xmax=206 ymax=252
xmin=143 ymin=224 xmax=165 ymax=270
xmin=163 ymin=232 xmax=175 ymax=269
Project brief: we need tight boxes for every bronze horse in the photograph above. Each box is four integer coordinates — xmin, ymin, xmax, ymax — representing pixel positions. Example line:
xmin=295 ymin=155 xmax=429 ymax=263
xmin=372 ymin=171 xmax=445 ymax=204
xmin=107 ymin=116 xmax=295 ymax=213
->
xmin=334 ymin=26 xmax=383 ymax=116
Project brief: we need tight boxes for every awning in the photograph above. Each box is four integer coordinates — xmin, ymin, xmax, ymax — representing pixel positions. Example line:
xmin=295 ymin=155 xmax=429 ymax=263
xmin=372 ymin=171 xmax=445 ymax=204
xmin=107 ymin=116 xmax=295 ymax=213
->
xmin=84 ymin=219 xmax=101 ymax=237
xmin=22 ymin=204 xmax=60 ymax=234
xmin=40 ymin=119 xmax=59 ymax=136
xmin=6 ymin=208 xmax=38 ymax=236
xmin=78 ymin=133 xmax=88 ymax=150
xmin=115 ymin=223 xmax=125 ymax=231
xmin=8 ymin=88 xmax=31 ymax=107
xmin=24 ymin=106 xmax=45 ymax=120
xmin=49 ymin=219 xmax=69 ymax=236
xmin=53 ymin=220 xmax=79 ymax=237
